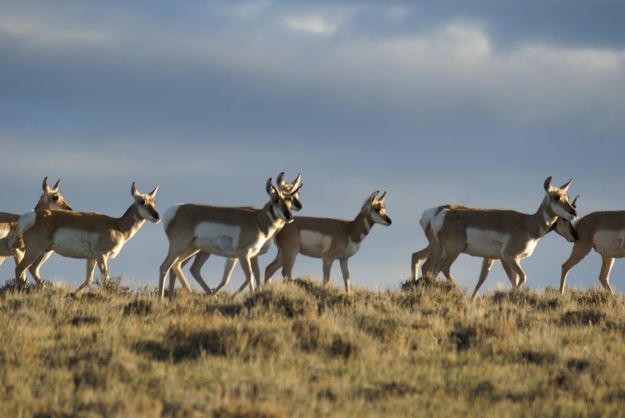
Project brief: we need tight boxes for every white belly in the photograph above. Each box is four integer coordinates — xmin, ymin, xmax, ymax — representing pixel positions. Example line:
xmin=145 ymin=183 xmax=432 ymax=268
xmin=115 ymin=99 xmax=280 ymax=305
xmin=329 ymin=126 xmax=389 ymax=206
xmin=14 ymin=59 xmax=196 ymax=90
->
xmin=464 ymin=228 xmax=507 ymax=258
xmin=194 ymin=222 xmax=242 ymax=257
xmin=518 ymin=238 xmax=539 ymax=259
xmin=594 ymin=230 xmax=625 ymax=258
xmin=53 ymin=229 xmax=102 ymax=259
xmin=300 ymin=230 xmax=332 ymax=257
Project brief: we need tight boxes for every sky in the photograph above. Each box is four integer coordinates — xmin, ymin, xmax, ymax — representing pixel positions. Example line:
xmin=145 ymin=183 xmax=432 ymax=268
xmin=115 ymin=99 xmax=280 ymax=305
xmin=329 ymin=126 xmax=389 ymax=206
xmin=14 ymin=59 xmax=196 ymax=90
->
xmin=1 ymin=0 xmax=625 ymax=295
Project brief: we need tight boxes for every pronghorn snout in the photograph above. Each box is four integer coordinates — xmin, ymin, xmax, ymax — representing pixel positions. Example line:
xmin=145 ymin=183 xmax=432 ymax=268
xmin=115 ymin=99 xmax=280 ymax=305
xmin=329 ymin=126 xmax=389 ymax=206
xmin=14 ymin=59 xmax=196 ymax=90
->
xmin=151 ymin=209 xmax=161 ymax=223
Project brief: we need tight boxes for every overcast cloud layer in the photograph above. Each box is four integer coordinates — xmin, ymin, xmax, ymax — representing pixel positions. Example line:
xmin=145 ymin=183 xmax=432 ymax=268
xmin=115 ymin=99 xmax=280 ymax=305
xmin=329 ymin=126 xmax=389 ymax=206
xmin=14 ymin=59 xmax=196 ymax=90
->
xmin=1 ymin=1 xmax=624 ymax=294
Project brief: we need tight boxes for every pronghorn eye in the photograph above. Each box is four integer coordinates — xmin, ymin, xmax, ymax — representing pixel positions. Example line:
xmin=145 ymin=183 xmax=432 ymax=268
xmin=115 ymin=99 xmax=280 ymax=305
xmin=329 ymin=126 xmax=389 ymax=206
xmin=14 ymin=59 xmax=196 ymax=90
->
xmin=553 ymin=195 xmax=561 ymax=201
xmin=139 ymin=199 xmax=146 ymax=205
xmin=52 ymin=195 xmax=59 ymax=201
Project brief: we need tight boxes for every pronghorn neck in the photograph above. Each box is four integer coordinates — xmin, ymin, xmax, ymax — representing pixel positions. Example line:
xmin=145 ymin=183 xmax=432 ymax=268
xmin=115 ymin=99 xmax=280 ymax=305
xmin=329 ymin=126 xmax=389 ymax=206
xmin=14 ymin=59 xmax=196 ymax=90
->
xmin=349 ymin=209 xmax=374 ymax=243
xmin=117 ymin=204 xmax=146 ymax=240
xmin=526 ymin=197 xmax=558 ymax=239
xmin=256 ymin=202 xmax=286 ymax=237
xmin=33 ymin=199 xmax=48 ymax=211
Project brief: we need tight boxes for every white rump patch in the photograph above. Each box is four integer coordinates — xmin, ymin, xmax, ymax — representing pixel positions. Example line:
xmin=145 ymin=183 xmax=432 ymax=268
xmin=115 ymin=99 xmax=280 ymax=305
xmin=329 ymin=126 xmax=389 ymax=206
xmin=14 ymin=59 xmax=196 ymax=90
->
xmin=18 ymin=211 xmax=37 ymax=235
xmin=593 ymin=230 xmax=625 ymax=258
xmin=162 ymin=205 xmax=181 ymax=231
xmin=430 ymin=209 xmax=448 ymax=238
xmin=194 ymin=222 xmax=241 ymax=255
xmin=300 ymin=230 xmax=332 ymax=256
xmin=420 ymin=207 xmax=439 ymax=231
xmin=465 ymin=228 xmax=507 ymax=258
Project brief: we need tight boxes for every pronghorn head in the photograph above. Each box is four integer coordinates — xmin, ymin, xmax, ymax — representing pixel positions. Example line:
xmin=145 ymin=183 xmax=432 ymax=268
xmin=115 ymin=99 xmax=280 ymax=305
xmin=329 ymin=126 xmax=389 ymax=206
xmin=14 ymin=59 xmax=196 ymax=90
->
xmin=276 ymin=172 xmax=303 ymax=211
xmin=543 ymin=177 xmax=577 ymax=221
xmin=131 ymin=182 xmax=161 ymax=223
xmin=36 ymin=176 xmax=74 ymax=211
xmin=363 ymin=191 xmax=392 ymax=226
xmin=550 ymin=195 xmax=579 ymax=242
xmin=266 ymin=177 xmax=301 ymax=223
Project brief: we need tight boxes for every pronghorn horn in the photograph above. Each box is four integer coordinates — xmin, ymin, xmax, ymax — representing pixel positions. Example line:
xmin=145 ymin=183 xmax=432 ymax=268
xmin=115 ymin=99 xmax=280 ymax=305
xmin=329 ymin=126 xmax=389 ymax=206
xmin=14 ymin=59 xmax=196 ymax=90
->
xmin=291 ymin=173 xmax=302 ymax=190
xmin=572 ymin=195 xmax=579 ymax=208
xmin=369 ymin=191 xmax=379 ymax=202
xmin=560 ymin=178 xmax=573 ymax=192
xmin=42 ymin=176 xmax=50 ymax=192
xmin=52 ymin=179 xmax=61 ymax=191
xmin=543 ymin=176 xmax=553 ymax=192
xmin=276 ymin=172 xmax=286 ymax=188
xmin=148 ymin=185 xmax=159 ymax=198
xmin=290 ymin=182 xmax=303 ymax=196
xmin=266 ymin=178 xmax=279 ymax=196
xmin=378 ymin=191 xmax=387 ymax=202
xmin=131 ymin=182 xmax=138 ymax=197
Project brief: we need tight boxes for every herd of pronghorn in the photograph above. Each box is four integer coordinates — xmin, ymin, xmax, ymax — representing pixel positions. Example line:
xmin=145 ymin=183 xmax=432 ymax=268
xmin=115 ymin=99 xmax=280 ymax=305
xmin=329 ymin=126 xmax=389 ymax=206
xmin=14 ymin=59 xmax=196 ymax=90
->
xmin=0 ymin=174 xmax=624 ymax=301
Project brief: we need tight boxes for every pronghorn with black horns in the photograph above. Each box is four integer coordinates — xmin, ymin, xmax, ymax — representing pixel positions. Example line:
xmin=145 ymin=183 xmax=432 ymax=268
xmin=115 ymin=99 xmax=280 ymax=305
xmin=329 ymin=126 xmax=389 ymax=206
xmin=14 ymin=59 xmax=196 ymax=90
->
xmin=419 ymin=177 xmax=577 ymax=300
xmin=558 ymin=198 xmax=625 ymax=294
xmin=14 ymin=183 xmax=160 ymax=292
xmin=159 ymin=177 xmax=301 ymax=301
xmin=0 ymin=177 xmax=74 ymax=278
xmin=264 ymin=190 xmax=392 ymax=294
xmin=175 ymin=172 xmax=302 ymax=295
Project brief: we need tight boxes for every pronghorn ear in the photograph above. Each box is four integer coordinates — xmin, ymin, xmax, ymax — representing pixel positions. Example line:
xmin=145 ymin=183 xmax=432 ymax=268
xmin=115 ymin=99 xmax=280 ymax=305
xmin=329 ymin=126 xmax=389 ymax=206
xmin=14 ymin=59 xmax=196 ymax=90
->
xmin=560 ymin=178 xmax=573 ymax=192
xmin=291 ymin=182 xmax=303 ymax=196
xmin=131 ymin=182 xmax=139 ymax=197
xmin=148 ymin=185 xmax=159 ymax=198
xmin=378 ymin=191 xmax=387 ymax=203
xmin=369 ymin=191 xmax=379 ymax=202
xmin=276 ymin=172 xmax=286 ymax=188
xmin=291 ymin=173 xmax=302 ymax=190
xmin=42 ymin=176 xmax=50 ymax=192
xmin=543 ymin=176 xmax=553 ymax=192
xmin=52 ymin=179 xmax=61 ymax=191
xmin=572 ymin=195 xmax=579 ymax=208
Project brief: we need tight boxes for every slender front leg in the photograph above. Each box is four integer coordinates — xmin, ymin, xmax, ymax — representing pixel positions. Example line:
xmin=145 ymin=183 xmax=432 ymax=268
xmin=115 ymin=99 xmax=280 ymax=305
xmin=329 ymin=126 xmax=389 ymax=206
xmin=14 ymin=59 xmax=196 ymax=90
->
xmin=97 ymin=256 xmax=109 ymax=284
xmin=322 ymin=257 xmax=333 ymax=288
xmin=252 ymin=257 xmax=261 ymax=288
xmin=214 ymin=258 xmax=238 ymax=294
xmin=75 ymin=259 xmax=97 ymax=294
xmin=339 ymin=258 xmax=351 ymax=294
xmin=235 ymin=256 xmax=255 ymax=295
xmin=503 ymin=256 xmax=526 ymax=289
xmin=264 ymin=251 xmax=283 ymax=284
xmin=560 ymin=242 xmax=593 ymax=294
xmin=471 ymin=258 xmax=494 ymax=301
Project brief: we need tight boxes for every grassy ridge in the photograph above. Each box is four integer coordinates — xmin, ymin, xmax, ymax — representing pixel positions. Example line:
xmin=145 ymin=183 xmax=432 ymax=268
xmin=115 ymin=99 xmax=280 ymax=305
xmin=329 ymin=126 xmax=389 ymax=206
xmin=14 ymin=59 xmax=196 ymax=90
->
xmin=1 ymin=278 xmax=625 ymax=417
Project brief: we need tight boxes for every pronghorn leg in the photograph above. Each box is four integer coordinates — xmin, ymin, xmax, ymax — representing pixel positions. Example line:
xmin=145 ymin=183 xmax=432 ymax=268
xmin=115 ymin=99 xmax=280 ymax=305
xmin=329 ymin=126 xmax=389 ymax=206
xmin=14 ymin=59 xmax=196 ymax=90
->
xmin=411 ymin=245 xmax=430 ymax=281
xmin=252 ymin=257 xmax=261 ymax=288
xmin=74 ymin=259 xmax=97 ymax=294
xmin=322 ymin=257 xmax=334 ymax=288
xmin=96 ymin=256 xmax=109 ymax=284
xmin=159 ymin=251 xmax=180 ymax=301
xmin=281 ymin=252 xmax=298 ymax=282
xmin=500 ymin=259 xmax=517 ymax=288
xmin=215 ymin=258 xmax=238 ymax=294
xmin=28 ymin=251 xmax=53 ymax=286
xmin=167 ymin=249 xmax=199 ymax=300
xmin=339 ymin=258 xmax=351 ymax=294
xmin=471 ymin=258 xmax=495 ymax=300
xmin=503 ymin=257 xmax=526 ymax=288
xmin=560 ymin=241 xmax=593 ymax=294
xmin=235 ymin=256 xmax=255 ymax=295
xmin=264 ymin=251 xmax=283 ymax=284
xmin=598 ymin=255 xmax=615 ymax=294
xmin=437 ymin=243 xmax=462 ymax=282
xmin=14 ymin=244 xmax=46 ymax=287
xmin=188 ymin=251 xmax=213 ymax=294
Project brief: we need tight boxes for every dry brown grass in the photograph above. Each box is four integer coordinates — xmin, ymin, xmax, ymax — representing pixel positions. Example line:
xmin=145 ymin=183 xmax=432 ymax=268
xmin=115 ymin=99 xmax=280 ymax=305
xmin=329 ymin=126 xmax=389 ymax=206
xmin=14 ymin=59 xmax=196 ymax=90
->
xmin=1 ymin=276 xmax=625 ymax=417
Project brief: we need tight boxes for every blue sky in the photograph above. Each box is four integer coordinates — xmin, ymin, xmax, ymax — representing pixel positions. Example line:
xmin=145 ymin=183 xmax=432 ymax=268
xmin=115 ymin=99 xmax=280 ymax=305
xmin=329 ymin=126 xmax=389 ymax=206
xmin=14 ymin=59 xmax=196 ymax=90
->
xmin=1 ymin=1 xmax=624 ymax=294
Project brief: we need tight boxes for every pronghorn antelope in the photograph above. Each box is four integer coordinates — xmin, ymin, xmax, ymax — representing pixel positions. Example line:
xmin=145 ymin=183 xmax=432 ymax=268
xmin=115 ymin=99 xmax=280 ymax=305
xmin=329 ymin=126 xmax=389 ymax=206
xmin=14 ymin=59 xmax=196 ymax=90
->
xmin=264 ymin=191 xmax=392 ymax=294
xmin=0 ymin=177 xmax=73 ymax=278
xmin=410 ymin=199 xmax=580 ymax=282
xmin=559 ymin=202 xmax=625 ymax=294
xmin=159 ymin=177 xmax=301 ymax=301
xmin=176 ymin=172 xmax=303 ymax=294
xmin=420 ymin=177 xmax=577 ymax=300
xmin=14 ymin=183 xmax=160 ymax=292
